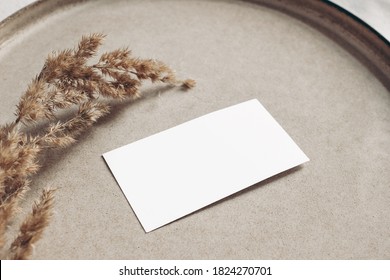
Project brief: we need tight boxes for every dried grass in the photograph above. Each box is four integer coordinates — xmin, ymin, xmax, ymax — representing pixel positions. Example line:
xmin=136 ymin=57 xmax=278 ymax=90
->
xmin=0 ymin=33 xmax=194 ymax=259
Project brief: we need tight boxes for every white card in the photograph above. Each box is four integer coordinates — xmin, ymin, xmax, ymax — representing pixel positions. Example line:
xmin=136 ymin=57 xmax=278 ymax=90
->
xmin=103 ymin=99 xmax=309 ymax=232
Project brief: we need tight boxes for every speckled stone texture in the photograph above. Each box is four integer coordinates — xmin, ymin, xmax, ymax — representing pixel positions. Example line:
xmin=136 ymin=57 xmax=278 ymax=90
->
xmin=0 ymin=0 xmax=389 ymax=259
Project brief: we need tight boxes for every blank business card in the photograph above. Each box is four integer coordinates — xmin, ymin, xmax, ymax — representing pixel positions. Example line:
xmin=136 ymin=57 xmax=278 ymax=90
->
xmin=103 ymin=99 xmax=309 ymax=232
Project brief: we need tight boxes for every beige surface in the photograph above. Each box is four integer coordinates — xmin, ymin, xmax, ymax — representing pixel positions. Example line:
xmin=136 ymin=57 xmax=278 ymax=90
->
xmin=0 ymin=0 xmax=389 ymax=259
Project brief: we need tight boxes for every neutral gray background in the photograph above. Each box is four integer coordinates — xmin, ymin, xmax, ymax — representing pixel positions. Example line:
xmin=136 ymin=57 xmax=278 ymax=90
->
xmin=0 ymin=0 xmax=389 ymax=259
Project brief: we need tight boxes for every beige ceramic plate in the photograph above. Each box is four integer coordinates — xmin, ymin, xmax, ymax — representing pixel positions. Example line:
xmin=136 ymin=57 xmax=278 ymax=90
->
xmin=0 ymin=0 xmax=389 ymax=259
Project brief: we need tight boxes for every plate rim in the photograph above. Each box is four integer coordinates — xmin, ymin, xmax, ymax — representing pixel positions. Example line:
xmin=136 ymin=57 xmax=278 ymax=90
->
xmin=1 ymin=0 xmax=388 ymax=89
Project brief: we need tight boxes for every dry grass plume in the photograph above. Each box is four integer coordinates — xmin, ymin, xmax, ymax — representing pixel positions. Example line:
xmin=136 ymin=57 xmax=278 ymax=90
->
xmin=0 ymin=33 xmax=195 ymax=259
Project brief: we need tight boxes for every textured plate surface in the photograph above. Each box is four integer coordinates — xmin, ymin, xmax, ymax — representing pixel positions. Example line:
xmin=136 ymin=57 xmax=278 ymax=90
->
xmin=0 ymin=0 xmax=389 ymax=259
